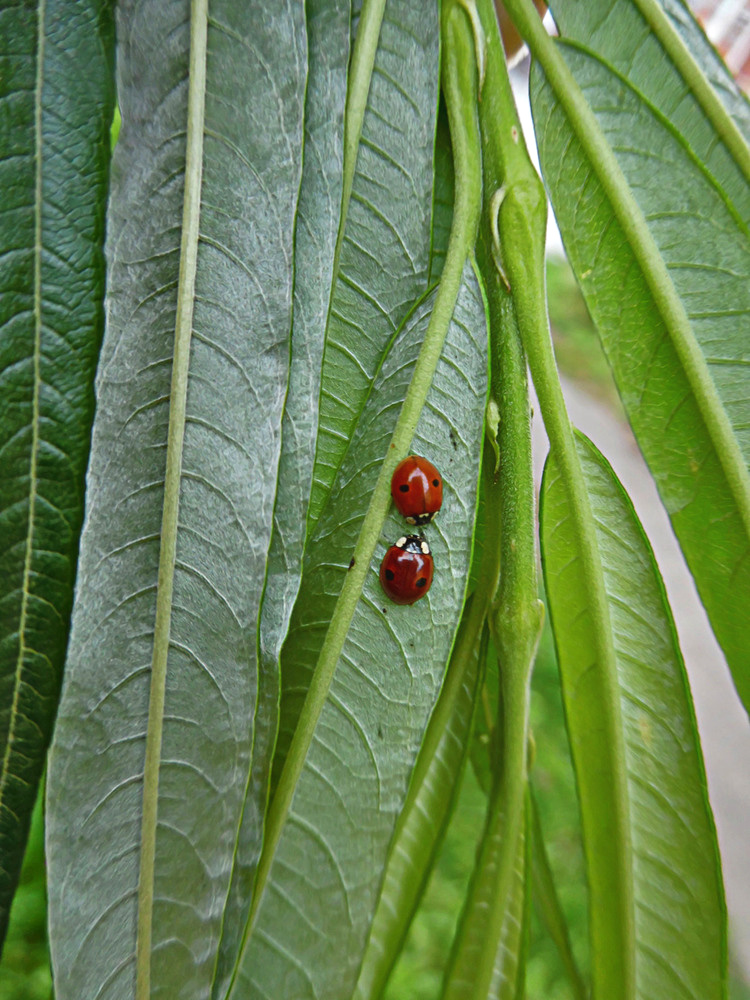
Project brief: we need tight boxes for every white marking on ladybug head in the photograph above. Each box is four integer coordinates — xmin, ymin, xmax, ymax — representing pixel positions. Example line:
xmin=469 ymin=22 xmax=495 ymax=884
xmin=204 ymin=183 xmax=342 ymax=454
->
xmin=406 ymin=516 xmax=416 ymax=524
xmin=396 ymin=536 xmax=407 ymax=548
xmin=420 ymin=540 xmax=430 ymax=554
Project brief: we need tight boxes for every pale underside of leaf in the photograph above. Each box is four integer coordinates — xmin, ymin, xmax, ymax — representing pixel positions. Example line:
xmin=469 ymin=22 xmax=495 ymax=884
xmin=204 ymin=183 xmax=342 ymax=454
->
xmin=234 ymin=267 xmax=487 ymax=1000
xmin=354 ymin=606 xmax=486 ymax=1000
xmin=213 ymin=3 xmax=351 ymax=994
xmin=273 ymin=0 xmax=441 ymax=787
xmin=45 ymin=1 xmax=306 ymax=998
xmin=306 ymin=0 xmax=439 ymax=529
xmin=541 ymin=433 xmax=725 ymax=1000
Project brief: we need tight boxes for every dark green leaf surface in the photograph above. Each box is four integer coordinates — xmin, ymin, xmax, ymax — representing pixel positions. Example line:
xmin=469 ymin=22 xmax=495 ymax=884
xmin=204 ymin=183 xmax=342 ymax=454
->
xmin=307 ymin=0 xmax=439 ymax=526
xmin=45 ymin=1 xmax=305 ymax=996
xmin=214 ymin=4 xmax=351 ymax=993
xmin=0 ymin=0 xmax=114 ymax=951
xmin=234 ymin=266 xmax=487 ymax=1000
xmin=531 ymin=42 xmax=750 ymax=709
xmin=541 ymin=433 xmax=725 ymax=1000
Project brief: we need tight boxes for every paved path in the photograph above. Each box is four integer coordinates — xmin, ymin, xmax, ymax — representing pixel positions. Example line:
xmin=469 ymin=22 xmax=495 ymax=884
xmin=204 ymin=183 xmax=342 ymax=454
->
xmin=530 ymin=378 xmax=750 ymax=983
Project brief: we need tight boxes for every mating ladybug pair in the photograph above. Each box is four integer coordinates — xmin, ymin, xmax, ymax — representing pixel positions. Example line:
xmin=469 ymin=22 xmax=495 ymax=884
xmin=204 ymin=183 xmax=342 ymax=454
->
xmin=380 ymin=455 xmax=442 ymax=606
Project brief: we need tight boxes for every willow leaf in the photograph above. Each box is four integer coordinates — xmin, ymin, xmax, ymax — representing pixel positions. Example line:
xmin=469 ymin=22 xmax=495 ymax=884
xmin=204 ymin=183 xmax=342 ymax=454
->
xmin=213 ymin=4 xmax=351 ymax=993
xmin=530 ymin=32 xmax=750 ymax=710
xmin=0 ymin=0 xmax=114 ymax=951
xmin=233 ymin=265 xmax=487 ymax=1000
xmin=45 ymin=1 xmax=306 ymax=997
xmin=541 ymin=432 xmax=725 ymax=1000
xmin=307 ymin=0 xmax=439 ymax=527
xmin=354 ymin=612 xmax=487 ymax=1000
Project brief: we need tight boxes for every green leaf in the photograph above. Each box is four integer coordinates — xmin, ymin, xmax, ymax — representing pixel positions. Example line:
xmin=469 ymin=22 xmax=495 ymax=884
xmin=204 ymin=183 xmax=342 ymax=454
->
xmin=0 ymin=0 xmax=114 ymax=952
xmin=273 ymin=0 xmax=441 ymax=784
xmin=530 ymin=30 xmax=750 ymax=711
xmin=213 ymin=4 xmax=351 ymax=993
xmin=540 ymin=432 xmax=726 ymax=1000
xmin=233 ymin=266 xmax=488 ymax=1000
xmin=354 ymin=612 xmax=488 ymax=1000
xmin=307 ymin=0 xmax=439 ymax=527
xmin=45 ymin=1 xmax=306 ymax=997
xmin=548 ymin=0 xmax=750 ymax=212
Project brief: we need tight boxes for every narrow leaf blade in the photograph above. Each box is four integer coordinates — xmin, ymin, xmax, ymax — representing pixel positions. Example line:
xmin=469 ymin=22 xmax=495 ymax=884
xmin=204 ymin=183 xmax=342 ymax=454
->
xmin=45 ymin=1 xmax=306 ymax=996
xmin=541 ymin=432 xmax=726 ymax=1000
xmin=354 ymin=610 xmax=487 ymax=1000
xmin=214 ymin=4 xmax=351 ymax=991
xmin=530 ymin=37 xmax=750 ymax=709
xmin=235 ymin=265 xmax=488 ymax=1000
xmin=307 ymin=0 xmax=439 ymax=526
xmin=0 ymin=0 xmax=114 ymax=949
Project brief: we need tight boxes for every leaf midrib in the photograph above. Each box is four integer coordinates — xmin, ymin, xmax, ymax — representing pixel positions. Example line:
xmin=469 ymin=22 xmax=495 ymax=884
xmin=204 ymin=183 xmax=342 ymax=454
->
xmin=528 ymin=18 xmax=750 ymax=545
xmin=559 ymin=37 xmax=750 ymax=239
xmin=631 ymin=0 xmax=750 ymax=184
xmin=134 ymin=1 xmax=208 ymax=996
xmin=0 ymin=0 xmax=46 ymax=809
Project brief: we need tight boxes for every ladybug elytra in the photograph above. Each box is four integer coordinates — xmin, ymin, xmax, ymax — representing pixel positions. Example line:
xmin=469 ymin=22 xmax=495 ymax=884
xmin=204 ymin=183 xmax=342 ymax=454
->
xmin=391 ymin=455 xmax=443 ymax=526
xmin=380 ymin=535 xmax=434 ymax=605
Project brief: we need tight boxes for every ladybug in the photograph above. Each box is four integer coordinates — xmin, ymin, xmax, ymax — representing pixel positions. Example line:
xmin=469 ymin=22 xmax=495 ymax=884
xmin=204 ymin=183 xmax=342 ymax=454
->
xmin=380 ymin=535 xmax=434 ymax=605
xmin=391 ymin=455 xmax=443 ymax=526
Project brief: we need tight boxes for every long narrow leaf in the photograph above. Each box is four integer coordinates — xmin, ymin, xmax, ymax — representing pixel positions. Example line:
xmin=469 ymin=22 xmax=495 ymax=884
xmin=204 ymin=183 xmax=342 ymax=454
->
xmin=541 ymin=432 xmax=725 ymax=1000
xmin=529 ymin=15 xmax=750 ymax=709
xmin=234 ymin=266 xmax=488 ymax=1000
xmin=307 ymin=0 xmax=439 ymax=527
xmin=45 ymin=1 xmax=306 ymax=996
xmin=354 ymin=613 xmax=488 ymax=1000
xmin=274 ymin=0 xmax=441 ymax=784
xmin=0 ymin=0 xmax=114 ymax=950
xmin=213 ymin=4 xmax=351 ymax=992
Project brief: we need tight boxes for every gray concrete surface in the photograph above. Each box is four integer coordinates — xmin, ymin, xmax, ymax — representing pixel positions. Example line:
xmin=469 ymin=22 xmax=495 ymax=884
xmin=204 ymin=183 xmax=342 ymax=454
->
xmin=530 ymin=378 xmax=750 ymax=983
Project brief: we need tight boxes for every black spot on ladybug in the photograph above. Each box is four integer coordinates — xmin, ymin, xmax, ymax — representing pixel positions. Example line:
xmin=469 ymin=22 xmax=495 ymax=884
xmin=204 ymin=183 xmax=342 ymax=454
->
xmin=348 ymin=557 xmax=355 ymax=569
xmin=416 ymin=577 xmax=427 ymax=588
xmin=385 ymin=569 xmax=395 ymax=581
xmin=399 ymin=483 xmax=409 ymax=492
xmin=432 ymin=478 xmax=439 ymax=487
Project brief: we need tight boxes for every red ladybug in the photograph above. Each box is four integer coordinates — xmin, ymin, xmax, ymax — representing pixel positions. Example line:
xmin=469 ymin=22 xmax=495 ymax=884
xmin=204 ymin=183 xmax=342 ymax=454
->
xmin=391 ymin=455 xmax=443 ymax=526
xmin=380 ymin=535 xmax=434 ymax=605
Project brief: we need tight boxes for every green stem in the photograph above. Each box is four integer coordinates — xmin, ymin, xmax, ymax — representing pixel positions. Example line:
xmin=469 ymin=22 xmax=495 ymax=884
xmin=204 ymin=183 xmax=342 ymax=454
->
xmin=490 ymin=2 xmax=635 ymax=996
xmin=442 ymin=5 xmax=542 ymax=996
xmin=631 ymin=0 xmax=750 ymax=183
xmin=331 ymin=0 xmax=386 ymax=284
xmin=225 ymin=4 xmax=483 ymax=992
xmin=135 ymin=1 xmax=208 ymax=996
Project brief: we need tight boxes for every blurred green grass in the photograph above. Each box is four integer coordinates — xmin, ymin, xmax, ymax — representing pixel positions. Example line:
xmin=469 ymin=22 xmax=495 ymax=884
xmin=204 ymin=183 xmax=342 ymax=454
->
xmin=545 ymin=255 xmax=623 ymax=417
xmin=0 ymin=793 xmax=52 ymax=1000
